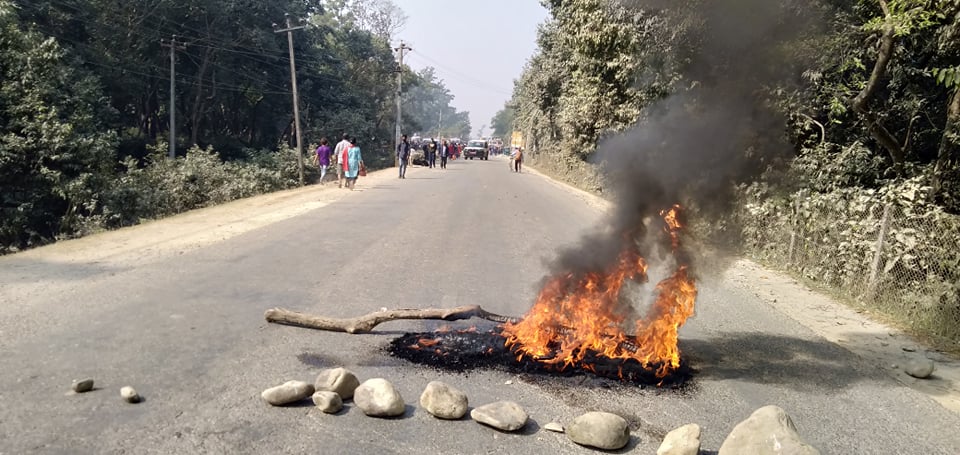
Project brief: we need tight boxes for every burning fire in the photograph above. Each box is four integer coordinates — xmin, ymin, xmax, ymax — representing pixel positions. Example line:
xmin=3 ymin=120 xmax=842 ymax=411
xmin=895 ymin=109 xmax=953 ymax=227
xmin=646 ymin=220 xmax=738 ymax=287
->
xmin=501 ymin=205 xmax=697 ymax=379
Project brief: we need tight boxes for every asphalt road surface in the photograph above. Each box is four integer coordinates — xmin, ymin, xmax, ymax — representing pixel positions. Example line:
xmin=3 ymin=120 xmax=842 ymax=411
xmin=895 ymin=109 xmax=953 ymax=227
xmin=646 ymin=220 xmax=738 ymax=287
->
xmin=2 ymin=156 xmax=959 ymax=454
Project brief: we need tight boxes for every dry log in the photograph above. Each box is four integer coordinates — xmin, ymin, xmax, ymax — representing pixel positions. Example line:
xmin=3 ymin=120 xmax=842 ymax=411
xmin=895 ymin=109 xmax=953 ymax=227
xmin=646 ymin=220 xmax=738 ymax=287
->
xmin=264 ymin=305 xmax=519 ymax=334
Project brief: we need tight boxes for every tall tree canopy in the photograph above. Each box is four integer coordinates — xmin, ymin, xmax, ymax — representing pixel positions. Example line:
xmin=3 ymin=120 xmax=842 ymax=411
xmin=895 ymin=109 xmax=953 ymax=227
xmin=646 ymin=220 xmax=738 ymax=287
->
xmin=1 ymin=0 xmax=469 ymax=251
xmin=506 ymin=0 xmax=960 ymax=210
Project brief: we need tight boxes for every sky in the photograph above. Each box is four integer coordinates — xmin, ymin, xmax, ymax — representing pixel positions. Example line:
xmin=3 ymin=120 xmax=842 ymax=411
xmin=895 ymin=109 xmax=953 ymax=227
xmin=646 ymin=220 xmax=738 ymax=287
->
xmin=392 ymin=0 xmax=549 ymax=138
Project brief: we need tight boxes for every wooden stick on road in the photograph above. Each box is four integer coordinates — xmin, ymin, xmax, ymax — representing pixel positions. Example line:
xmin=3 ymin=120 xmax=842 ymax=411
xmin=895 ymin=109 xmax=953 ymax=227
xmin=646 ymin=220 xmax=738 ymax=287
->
xmin=264 ymin=305 xmax=520 ymax=334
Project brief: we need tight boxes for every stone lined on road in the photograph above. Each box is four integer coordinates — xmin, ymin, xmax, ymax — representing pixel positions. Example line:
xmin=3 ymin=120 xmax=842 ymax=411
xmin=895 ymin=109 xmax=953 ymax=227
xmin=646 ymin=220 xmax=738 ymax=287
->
xmin=657 ymin=423 xmax=701 ymax=455
xmin=120 ymin=386 xmax=141 ymax=403
xmin=470 ymin=401 xmax=528 ymax=431
xmin=544 ymin=422 xmax=564 ymax=433
xmin=566 ymin=411 xmax=630 ymax=450
xmin=354 ymin=378 xmax=405 ymax=417
xmin=718 ymin=405 xmax=820 ymax=455
xmin=420 ymin=381 xmax=468 ymax=419
xmin=315 ymin=367 xmax=361 ymax=400
xmin=312 ymin=391 xmax=343 ymax=413
xmin=261 ymin=380 xmax=314 ymax=406
xmin=71 ymin=379 xmax=94 ymax=393
xmin=905 ymin=358 xmax=935 ymax=379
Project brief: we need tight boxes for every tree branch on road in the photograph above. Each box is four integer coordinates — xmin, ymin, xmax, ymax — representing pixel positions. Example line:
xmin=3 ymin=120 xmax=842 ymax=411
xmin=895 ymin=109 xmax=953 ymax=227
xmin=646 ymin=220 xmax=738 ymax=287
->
xmin=264 ymin=305 xmax=519 ymax=334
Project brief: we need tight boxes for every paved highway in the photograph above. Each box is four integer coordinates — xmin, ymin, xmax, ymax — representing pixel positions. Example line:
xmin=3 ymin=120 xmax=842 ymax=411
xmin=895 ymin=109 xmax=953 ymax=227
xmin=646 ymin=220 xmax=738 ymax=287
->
xmin=1 ymin=156 xmax=959 ymax=454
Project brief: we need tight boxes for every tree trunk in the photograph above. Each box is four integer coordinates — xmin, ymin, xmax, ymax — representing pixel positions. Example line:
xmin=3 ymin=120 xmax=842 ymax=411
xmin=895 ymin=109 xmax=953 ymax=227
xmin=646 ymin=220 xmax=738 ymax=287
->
xmin=189 ymin=47 xmax=213 ymax=146
xmin=932 ymin=88 xmax=960 ymax=194
xmin=851 ymin=0 xmax=905 ymax=176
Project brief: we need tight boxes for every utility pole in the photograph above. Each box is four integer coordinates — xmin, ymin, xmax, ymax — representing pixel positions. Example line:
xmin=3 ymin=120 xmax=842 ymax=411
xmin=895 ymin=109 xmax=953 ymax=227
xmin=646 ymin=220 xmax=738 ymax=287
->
xmin=160 ymin=35 xmax=186 ymax=159
xmin=437 ymin=109 xmax=443 ymax=141
xmin=274 ymin=14 xmax=306 ymax=186
xmin=393 ymin=41 xmax=412 ymax=167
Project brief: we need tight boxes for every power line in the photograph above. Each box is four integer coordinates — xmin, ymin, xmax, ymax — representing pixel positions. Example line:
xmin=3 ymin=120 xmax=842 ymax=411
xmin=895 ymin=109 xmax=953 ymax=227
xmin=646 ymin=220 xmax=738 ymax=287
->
xmin=28 ymin=0 xmax=339 ymax=69
xmin=408 ymin=50 xmax=513 ymax=97
xmin=40 ymin=28 xmax=291 ymax=95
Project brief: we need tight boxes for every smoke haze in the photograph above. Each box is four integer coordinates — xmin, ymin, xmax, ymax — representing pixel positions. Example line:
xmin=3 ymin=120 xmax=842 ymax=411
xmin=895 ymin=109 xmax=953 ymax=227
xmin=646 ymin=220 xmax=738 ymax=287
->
xmin=551 ymin=0 xmax=819 ymax=277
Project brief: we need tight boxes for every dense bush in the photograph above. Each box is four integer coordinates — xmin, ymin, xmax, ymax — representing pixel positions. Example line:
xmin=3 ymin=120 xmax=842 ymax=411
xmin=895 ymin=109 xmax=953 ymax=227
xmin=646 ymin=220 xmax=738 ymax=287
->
xmin=0 ymin=1 xmax=117 ymax=251
xmin=96 ymin=145 xmax=307 ymax=230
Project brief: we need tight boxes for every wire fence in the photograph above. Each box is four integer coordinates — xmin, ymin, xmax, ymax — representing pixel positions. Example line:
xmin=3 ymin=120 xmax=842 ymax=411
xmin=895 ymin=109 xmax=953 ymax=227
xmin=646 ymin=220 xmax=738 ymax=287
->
xmin=739 ymin=191 xmax=960 ymax=341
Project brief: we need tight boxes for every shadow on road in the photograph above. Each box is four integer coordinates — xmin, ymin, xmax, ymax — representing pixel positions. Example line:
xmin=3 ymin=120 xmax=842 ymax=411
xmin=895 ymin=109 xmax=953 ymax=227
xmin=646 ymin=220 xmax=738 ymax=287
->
xmin=680 ymin=332 xmax=875 ymax=391
xmin=0 ymin=257 xmax=123 ymax=284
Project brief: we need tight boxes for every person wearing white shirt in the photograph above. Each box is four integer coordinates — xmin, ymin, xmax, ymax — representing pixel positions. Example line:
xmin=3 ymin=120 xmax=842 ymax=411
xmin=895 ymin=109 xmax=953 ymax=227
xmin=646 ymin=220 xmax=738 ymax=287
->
xmin=333 ymin=133 xmax=351 ymax=188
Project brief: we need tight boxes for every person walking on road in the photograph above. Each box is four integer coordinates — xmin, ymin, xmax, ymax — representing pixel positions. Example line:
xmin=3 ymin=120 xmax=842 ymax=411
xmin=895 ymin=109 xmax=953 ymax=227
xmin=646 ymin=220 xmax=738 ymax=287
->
xmin=343 ymin=137 xmax=364 ymax=190
xmin=313 ymin=137 xmax=332 ymax=184
xmin=397 ymin=134 xmax=410 ymax=179
xmin=513 ymin=147 xmax=523 ymax=173
xmin=334 ymin=133 xmax=351 ymax=188
xmin=428 ymin=139 xmax=438 ymax=168
xmin=440 ymin=140 xmax=449 ymax=169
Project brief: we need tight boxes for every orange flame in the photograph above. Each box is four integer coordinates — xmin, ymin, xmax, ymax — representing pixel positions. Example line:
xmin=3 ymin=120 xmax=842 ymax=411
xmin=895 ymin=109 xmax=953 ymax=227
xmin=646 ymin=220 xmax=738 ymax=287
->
xmin=501 ymin=204 xmax=696 ymax=379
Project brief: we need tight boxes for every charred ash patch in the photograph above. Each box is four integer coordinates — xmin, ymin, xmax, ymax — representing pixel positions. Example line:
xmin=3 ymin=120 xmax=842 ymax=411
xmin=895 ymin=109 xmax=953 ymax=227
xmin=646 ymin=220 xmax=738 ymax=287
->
xmin=387 ymin=328 xmax=693 ymax=388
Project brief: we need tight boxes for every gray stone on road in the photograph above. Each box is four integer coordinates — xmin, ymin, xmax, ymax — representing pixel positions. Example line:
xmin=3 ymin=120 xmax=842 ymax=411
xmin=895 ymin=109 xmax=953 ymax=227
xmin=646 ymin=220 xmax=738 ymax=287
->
xmin=315 ymin=367 xmax=361 ymax=400
xmin=565 ymin=411 xmax=630 ymax=450
xmin=470 ymin=401 xmax=528 ymax=431
xmin=718 ymin=405 xmax=820 ymax=455
xmin=353 ymin=378 xmax=405 ymax=417
xmin=71 ymin=378 xmax=94 ymax=393
xmin=419 ymin=380 xmax=468 ymax=419
xmin=657 ymin=423 xmax=701 ymax=455
xmin=544 ymin=422 xmax=564 ymax=433
xmin=261 ymin=380 xmax=314 ymax=406
xmin=120 ymin=386 xmax=140 ymax=404
xmin=312 ymin=391 xmax=343 ymax=413
xmin=906 ymin=358 xmax=936 ymax=379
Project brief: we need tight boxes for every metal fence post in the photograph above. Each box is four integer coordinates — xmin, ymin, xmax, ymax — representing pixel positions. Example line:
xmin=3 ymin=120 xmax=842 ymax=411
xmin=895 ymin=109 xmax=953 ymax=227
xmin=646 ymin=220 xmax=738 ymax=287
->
xmin=866 ymin=203 xmax=893 ymax=299
xmin=787 ymin=198 xmax=798 ymax=265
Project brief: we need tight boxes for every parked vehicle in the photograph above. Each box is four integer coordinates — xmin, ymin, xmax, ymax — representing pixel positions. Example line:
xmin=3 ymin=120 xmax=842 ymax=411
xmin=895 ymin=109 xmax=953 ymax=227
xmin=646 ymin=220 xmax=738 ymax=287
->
xmin=463 ymin=139 xmax=489 ymax=160
xmin=410 ymin=148 xmax=427 ymax=166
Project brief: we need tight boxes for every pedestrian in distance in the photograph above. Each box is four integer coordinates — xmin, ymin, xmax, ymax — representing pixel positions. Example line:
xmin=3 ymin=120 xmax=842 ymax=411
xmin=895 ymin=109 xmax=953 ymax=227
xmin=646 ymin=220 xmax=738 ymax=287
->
xmin=428 ymin=139 xmax=438 ymax=168
xmin=513 ymin=147 xmax=523 ymax=173
xmin=440 ymin=140 xmax=449 ymax=169
xmin=314 ymin=137 xmax=332 ymax=184
xmin=397 ymin=134 xmax=411 ymax=179
xmin=334 ymin=133 xmax=351 ymax=188
xmin=343 ymin=137 xmax=364 ymax=190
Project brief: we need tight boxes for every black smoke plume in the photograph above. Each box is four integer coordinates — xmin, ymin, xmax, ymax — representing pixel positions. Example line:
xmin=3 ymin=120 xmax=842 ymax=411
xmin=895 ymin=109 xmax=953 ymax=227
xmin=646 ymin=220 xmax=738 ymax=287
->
xmin=551 ymin=0 xmax=820 ymax=278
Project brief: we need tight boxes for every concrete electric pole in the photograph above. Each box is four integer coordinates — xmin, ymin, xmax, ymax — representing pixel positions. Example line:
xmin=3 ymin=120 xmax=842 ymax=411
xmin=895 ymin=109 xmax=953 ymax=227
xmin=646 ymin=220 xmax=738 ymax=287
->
xmin=274 ymin=14 xmax=306 ymax=186
xmin=437 ymin=109 xmax=443 ymax=142
xmin=393 ymin=41 xmax=412 ymax=167
xmin=160 ymin=35 xmax=186 ymax=159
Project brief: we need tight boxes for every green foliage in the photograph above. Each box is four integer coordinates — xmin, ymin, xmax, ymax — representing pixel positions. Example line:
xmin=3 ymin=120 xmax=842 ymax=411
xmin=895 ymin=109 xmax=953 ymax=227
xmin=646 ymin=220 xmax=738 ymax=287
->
xmin=402 ymin=67 xmax=471 ymax=139
xmin=490 ymin=105 xmax=516 ymax=138
xmin=0 ymin=0 xmax=470 ymax=253
xmin=0 ymin=2 xmax=117 ymax=251
xmin=932 ymin=66 xmax=960 ymax=89
xmin=99 ymin=145 xmax=301 ymax=228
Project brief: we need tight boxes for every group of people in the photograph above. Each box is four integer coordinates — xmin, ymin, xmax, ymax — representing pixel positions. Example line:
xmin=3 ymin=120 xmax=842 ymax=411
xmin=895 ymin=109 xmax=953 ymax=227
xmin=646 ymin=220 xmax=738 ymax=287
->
xmin=313 ymin=133 xmax=364 ymax=189
xmin=396 ymin=135 xmax=458 ymax=177
xmin=313 ymin=133 xmax=523 ymax=184
xmin=411 ymin=138 xmax=462 ymax=164
xmin=424 ymin=139 xmax=456 ymax=169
